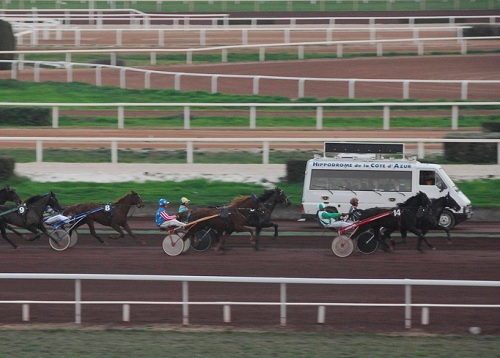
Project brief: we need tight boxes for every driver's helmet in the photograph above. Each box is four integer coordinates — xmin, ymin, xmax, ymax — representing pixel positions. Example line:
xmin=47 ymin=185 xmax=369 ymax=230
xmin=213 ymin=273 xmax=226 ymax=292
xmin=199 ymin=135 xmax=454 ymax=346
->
xmin=350 ymin=198 xmax=359 ymax=205
xmin=180 ymin=197 xmax=190 ymax=205
xmin=318 ymin=203 xmax=325 ymax=210
xmin=158 ymin=198 xmax=169 ymax=206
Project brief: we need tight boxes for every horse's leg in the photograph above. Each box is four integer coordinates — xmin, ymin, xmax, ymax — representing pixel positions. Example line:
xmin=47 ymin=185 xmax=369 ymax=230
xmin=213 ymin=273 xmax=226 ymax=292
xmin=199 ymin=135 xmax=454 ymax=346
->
xmin=253 ymin=227 xmax=262 ymax=251
xmin=122 ymin=222 xmax=144 ymax=245
xmin=445 ymin=228 xmax=452 ymax=244
xmin=410 ymin=228 xmax=434 ymax=252
xmin=5 ymin=224 xmax=32 ymax=240
xmin=214 ymin=233 xmax=227 ymax=254
xmin=0 ymin=226 xmax=18 ymax=249
xmin=86 ymin=220 xmax=106 ymax=244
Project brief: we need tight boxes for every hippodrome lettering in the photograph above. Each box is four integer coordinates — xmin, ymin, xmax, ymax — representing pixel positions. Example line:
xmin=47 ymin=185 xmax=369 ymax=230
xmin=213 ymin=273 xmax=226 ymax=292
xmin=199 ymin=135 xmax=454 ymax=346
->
xmin=312 ymin=162 xmax=413 ymax=169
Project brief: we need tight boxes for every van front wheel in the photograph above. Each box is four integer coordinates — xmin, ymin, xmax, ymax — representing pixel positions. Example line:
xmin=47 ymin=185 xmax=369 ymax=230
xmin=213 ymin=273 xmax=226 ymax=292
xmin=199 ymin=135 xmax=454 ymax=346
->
xmin=439 ymin=209 xmax=456 ymax=230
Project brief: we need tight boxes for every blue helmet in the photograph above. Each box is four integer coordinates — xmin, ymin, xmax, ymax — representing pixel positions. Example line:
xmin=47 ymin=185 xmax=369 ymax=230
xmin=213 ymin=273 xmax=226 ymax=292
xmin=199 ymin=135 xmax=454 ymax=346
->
xmin=158 ymin=198 xmax=169 ymax=206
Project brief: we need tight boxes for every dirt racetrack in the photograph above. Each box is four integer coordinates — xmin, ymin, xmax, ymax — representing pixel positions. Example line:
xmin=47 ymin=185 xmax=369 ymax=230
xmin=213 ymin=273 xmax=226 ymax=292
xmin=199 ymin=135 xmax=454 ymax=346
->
xmin=0 ymin=219 xmax=499 ymax=334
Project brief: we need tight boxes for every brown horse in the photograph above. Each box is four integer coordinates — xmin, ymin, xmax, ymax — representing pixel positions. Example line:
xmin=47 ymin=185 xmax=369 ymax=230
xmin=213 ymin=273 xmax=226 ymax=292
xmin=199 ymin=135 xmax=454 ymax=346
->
xmin=62 ymin=191 xmax=145 ymax=245
xmin=185 ymin=205 xmax=255 ymax=253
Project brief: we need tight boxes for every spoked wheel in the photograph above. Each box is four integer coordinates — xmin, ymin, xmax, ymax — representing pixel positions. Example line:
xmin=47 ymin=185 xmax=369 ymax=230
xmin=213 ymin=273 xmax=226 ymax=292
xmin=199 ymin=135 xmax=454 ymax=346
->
xmin=162 ymin=232 xmax=185 ymax=256
xmin=49 ymin=229 xmax=72 ymax=251
xmin=191 ymin=228 xmax=214 ymax=252
xmin=331 ymin=235 xmax=355 ymax=258
xmin=357 ymin=231 xmax=379 ymax=255
xmin=182 ymin=237 xmax=191 ymax=253
xmin=69 ymin=230 xmax=79 ymax=248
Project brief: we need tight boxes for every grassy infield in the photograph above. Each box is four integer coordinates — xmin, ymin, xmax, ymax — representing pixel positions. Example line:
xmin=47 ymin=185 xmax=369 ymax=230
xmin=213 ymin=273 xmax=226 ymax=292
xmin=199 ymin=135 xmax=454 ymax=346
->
xmin=2 ymin=2 xmax=500 ymax=356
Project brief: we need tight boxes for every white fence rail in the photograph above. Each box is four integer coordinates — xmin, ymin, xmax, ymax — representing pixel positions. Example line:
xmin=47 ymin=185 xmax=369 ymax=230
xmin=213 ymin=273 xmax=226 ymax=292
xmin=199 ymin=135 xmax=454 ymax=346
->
xmin=0 ymin=273 xmax=499 ymax=328
xmin=2 ymin=136 xmax=500 ymax=164
xmin=13 ymin=25 xmax=470 ymax=47
xmin=0 ymin=101 xmax=498 ymax=130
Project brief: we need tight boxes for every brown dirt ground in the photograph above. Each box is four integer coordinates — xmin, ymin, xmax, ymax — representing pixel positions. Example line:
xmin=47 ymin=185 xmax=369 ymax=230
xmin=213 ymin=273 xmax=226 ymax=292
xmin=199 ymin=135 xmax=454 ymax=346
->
xmin=0 ymin=219 xmax=499 ymax=334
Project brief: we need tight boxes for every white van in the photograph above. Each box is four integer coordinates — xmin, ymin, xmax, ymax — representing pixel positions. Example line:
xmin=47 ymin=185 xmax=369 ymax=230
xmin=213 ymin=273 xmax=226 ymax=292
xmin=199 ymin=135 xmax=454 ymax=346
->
xmin=301 ymin=142 xmax=473 ymax=229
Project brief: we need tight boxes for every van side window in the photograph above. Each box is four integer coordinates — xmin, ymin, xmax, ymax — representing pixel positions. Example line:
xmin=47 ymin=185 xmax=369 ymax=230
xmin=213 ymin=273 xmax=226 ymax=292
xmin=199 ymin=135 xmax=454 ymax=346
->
xmin=310 ymin=169 xmax=412 ymax=192
xmin=420 ymin=171 xmax=435 ymax=186
xmin=435 ymin=173 xmax=447 ymax=190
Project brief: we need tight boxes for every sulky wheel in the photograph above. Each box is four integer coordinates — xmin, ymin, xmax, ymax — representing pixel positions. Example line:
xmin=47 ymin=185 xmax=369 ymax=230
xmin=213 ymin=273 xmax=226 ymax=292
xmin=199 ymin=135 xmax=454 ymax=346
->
xmin=331 ymin=235 xmax=354 ymax=258
xmin=162 ymin=232 xmax=185 ymax=256
xmin=49 ymin=229 xmax=72 ymax=252
xmin=191 ymin=228 xmax=214 ymax=252
xmin=182 ymin=237 xmax=191 ymax=253
xmin=69 ymin=230 xmax=79 ymax=248
xmin=356 ymin=231 xmax=379 ymax=255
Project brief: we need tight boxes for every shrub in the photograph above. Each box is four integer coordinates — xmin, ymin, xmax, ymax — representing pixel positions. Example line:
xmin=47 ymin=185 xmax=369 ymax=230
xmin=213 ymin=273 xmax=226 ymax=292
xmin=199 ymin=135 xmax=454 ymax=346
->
xmin=0 ymin=157 xmax=15 ymax=180
xmin=444 ymin=133 xmax=499 ymax=163
xmin=463 ymin=25 xmax=500 ymax=37
xmin=0 ymin=108 xmax=51 ymax=126
xmin=0 ymin=20 xmax=16 ymax=71
xmin=286 ymin=160 xmax=308 ymax=183
xmin=481 ymin=122 xmax=500 ymax=133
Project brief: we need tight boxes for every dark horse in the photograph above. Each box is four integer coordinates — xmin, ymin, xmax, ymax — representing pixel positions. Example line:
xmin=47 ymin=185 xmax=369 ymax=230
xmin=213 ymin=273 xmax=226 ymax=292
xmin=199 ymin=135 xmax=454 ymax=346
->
xmin=62 ymin=191 xmax=145 ymax=245
xmin=230 ymin=187 xmax=292 ymax=250
xmin=0 ymin=191 xmax=63 ymax=249
xmin=355 ymin=191 xmax=435 ymax=252
xmin=0 ymin=185 xmax=22 ymax=205
xmin=419 ymin=193 xmax=461 ymax=244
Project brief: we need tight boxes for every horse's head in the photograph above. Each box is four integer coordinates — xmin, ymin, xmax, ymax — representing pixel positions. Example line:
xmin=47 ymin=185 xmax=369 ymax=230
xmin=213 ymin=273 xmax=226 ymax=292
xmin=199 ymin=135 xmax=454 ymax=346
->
xmin=130 ymin=191 xmax=145 ymax=208
xmin=47 ymin=191 xmax=64 ymax=212
xmin=275 ymin=188 xmax=292 ymax=207
xmin=1 ymin=185 xmax=22 ymax=205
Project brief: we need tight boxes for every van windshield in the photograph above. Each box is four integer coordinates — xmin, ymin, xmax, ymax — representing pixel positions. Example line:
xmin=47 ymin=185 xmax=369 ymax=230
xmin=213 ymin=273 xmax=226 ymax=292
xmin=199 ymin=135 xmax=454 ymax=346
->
xmin=310 ymin=169 xmax=412 ymax=192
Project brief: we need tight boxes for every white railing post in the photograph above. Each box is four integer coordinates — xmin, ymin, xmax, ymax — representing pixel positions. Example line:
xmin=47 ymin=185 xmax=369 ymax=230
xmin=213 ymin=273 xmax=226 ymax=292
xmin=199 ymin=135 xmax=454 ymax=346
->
xmin=52 ymin=106 xmax=59 ymax=128
xmin=118 ymin=106 xmax=124 ymax=129
xmin=259 ymin=47 xmax=265 ymax=62
xmin=280 ymin=283 xmax=287 ymax=327
xmin=145 ymin=72 xmax=151 ymax=89
xmin=182 ymin=281 xmax=189 ymax=326
xmin=316 ymin=106 xmax=323 ymax=130
xmin=111 ymin=141 xmax=118 ymax=164
xmin=461 ymin=81 xmax=468 ymax=100
xmin=317 ymin=306 xmax=325 ymax=324
xmin=120 ymin=68 xmax=126 ymax=88
xmin=96 ymin=66 xmax=102 ymax=86
xmin=249 ymin=106 xmax=256 ymax=129
xmin=405 ymin=280 xmax=411 ymax=329
xmin=223 ymin=305 xmax=231 ymax=323
xmin=348 ymin=80 xmax=356 ymax=99
xmin=211 ymin=75 xmax=219 ymax=93
xmin=187 ymin=141 xmax=193 ymax=164
xmin=403 ymin=81 xmax=410 ymax=99
xmin=298 ymin=78 xmax=305 ymax=98
xmin=36 ymin=140 xmax=43 ymax=163
xmin=175 ymin=74 xmax=181 ymax=91
xmin=262 ymin=141 xmax=269 ymax=165
xmin=417 ymin=142 xmax=425 ymax=159
xmin=184 ymin=106 xmax=191 ymax=129
xmin=123 ymin=304 xmax=130 ymax=322
xmin=75 ymin=279 xmax=81 ymax=324
xmin=253 ymin=76 xmax=260 ymax=95
xmin=451 ymin=105 xmax=459 ymax=130
xmin=383 ymin=106 xmax=390 ymax=130
xmin=22 ymin=304 xmax=30 ymax=322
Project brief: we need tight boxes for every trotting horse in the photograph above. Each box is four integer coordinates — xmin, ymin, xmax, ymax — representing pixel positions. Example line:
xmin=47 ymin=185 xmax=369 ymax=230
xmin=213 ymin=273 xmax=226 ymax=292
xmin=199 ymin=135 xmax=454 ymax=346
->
xmin=0 ymin=191 xmax=63 ymax=249
xmin=229 ymin=187 xmax=292 ymax=250
xmin=185 ymin=205 xmax=256 ymax=253
xmin=0 ymin=185 xmax=22 ymax=205
xmin=62 ymin=191 xmax=145 ymax=245
xmin=355 ymin=191 xmax=435 ymax=252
